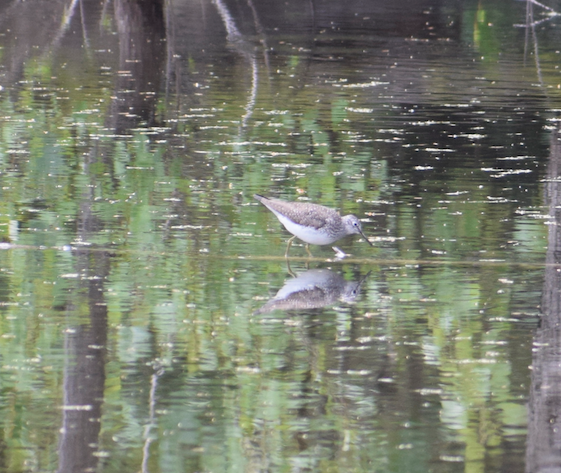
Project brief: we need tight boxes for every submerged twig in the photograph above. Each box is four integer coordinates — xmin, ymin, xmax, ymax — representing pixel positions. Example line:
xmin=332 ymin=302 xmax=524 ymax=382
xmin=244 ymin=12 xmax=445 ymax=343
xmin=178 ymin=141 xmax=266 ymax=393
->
xmin=100 ymin=0 xmax=112 ymax=33
xmin=247 ymin=0 xmax=270 ymax=73
xmin=141 ymin=367 xmax=164 ymax=473
xmin=514 ymin=0 xmax=559 ymax=27
xmin=212 ymin=0 xmax=260 ymax=129
xmin=50 ymin=0 xmax=81 ymax=51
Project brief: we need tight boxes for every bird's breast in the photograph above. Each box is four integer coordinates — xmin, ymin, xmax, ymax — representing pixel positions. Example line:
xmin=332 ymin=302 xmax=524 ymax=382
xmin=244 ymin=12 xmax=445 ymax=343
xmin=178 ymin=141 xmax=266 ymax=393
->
xmin=275 ymin=213 xmax=338 ymax=245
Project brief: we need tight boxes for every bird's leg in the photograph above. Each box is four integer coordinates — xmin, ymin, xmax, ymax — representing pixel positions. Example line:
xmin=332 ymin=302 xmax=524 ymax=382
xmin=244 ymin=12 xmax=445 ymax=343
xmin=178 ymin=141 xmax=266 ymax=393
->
xmin=285 ymin=236 xmax=296 ymax=258
xmin=305 ymin=244 xmax=313 ymax=258
xmin=332 ymin=246 xmax=347 ymax=259
xmin=286 ymin=258 xmax=297 ymax=278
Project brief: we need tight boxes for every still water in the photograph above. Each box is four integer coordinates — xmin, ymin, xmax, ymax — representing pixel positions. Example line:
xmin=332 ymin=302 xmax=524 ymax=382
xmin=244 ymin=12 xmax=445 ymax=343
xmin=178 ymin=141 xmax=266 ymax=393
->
xmin=0 ymin=0 xmax=558 ymax=471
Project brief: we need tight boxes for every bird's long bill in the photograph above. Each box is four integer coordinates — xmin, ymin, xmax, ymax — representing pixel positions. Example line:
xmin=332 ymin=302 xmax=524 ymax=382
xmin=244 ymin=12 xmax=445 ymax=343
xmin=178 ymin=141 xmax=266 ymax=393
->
xmin=359 ymin=228 xmax=373 ymax=246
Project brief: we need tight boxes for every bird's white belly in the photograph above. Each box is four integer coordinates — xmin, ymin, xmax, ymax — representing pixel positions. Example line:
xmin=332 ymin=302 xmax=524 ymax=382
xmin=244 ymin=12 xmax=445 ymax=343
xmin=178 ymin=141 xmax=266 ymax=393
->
xmin=275 ymin=212 xmax=336 ymax=245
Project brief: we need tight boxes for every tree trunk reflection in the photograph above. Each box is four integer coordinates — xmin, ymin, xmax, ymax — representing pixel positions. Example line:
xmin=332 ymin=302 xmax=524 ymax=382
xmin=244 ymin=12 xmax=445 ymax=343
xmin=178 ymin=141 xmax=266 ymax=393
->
xmin=526 ymin=124 xmax=561 ymax=472
xmin=58 ymin=1 xmax=165 ymax=470
xmin=57 ymin=248 xmax=109 ymax=473
xmin=110 ymin=0 xmax=166 ymax=132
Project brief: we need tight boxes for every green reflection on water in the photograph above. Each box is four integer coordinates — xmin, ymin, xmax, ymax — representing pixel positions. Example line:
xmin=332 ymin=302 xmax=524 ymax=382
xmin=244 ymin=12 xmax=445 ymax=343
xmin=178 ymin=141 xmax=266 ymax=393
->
xmin=0 ymin=0 xmax=552 ymax=471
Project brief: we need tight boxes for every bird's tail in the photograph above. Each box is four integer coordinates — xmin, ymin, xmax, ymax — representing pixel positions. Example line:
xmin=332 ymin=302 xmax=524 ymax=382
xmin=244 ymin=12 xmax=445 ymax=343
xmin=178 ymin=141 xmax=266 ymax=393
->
xmin=254 ymin=194 xmax=268 ymax=202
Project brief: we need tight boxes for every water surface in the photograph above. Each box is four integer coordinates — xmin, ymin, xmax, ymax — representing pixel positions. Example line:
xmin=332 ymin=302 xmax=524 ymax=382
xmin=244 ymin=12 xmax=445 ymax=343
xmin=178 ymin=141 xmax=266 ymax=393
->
xmin=0 ymin=0 xmax=558 ymax=472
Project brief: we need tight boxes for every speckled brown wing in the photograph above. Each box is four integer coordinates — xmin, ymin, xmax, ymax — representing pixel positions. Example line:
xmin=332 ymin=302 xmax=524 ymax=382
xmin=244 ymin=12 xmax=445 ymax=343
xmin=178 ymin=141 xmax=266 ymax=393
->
xmin=258 ymin=198 xmax=341 ymax=230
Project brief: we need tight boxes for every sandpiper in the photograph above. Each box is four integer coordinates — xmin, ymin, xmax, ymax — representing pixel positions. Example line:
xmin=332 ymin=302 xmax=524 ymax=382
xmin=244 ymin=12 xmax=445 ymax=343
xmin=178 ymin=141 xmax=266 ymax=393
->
xmin=254 ymin=194 xmax=373 ymax=256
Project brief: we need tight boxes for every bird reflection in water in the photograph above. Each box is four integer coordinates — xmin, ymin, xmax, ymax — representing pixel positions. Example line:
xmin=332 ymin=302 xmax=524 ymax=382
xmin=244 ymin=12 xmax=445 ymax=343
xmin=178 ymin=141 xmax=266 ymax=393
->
xmin=254 ymin=268 xmax=369 ymax=315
